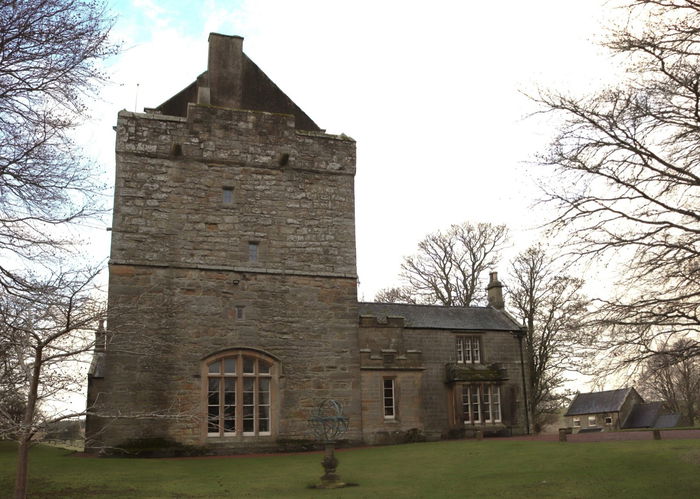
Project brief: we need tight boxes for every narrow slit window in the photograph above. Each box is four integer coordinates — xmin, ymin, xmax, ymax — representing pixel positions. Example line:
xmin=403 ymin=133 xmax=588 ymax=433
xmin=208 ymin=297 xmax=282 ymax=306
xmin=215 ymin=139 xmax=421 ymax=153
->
xmin=248 ymin=242 xmax=259 ymax=262
xmin=235 ymin=306 xmax=245 ymax=320
xmin=222 ymin=187 xmax=234 ymax=204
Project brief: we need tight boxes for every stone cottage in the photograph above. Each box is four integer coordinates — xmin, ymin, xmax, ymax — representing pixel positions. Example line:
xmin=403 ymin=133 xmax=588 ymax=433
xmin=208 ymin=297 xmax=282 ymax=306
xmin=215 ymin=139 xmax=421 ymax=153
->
xmin=86 ymin=33 xmax=529 ymax=453
xmin=565 ymin=387 xmax=680 ymax=431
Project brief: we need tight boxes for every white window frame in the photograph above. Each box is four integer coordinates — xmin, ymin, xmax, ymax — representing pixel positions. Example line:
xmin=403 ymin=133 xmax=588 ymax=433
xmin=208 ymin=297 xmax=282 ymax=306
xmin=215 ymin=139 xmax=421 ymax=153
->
xmin=461 ymin=384 xmax=501 ymax=424
xmin=383 ymin=378 xmax=396 ymax=420
xmin=588 ymin=415 xmax=597 ymax=426
xmin=206 ymin=352 xmax=273 ymax=438
xmin=456 ymin=336 xmax=481 ymax=364
xmin=573 ymin=418 xmax=581 ymax=427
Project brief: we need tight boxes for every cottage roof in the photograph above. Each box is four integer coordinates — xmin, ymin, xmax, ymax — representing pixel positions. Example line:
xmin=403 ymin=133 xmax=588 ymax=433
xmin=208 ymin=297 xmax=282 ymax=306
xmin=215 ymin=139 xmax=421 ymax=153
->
xmin=624 ymin=402 xmax=663 ymax=428
xmin=358 ymin=302 xmax=521 ymax=331
xmin=565 ymin=388 xmax=636 ymax=416
xmin=654 ymin=414 xmax=681 ymax=428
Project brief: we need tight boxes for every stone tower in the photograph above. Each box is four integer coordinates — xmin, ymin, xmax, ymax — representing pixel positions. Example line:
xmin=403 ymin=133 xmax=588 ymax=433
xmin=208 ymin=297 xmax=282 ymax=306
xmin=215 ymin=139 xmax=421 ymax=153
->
xmin=86 ymin=34 xmax=361 ymax=453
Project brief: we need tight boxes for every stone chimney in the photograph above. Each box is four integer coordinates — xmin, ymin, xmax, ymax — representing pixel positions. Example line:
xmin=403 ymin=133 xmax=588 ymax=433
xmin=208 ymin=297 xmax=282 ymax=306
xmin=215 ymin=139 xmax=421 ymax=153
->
xmin=206 ymin=33 xmax=244 ymax=109
xmin=486 ymin=272 xmax=505 ymax=310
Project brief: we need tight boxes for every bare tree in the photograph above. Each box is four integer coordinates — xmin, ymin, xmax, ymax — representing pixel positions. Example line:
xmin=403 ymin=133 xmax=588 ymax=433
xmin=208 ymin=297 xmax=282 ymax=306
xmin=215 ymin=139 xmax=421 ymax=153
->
xmin=0 ymin=268 xmax=106 ymax=499
xmin=0 ymin=0 xmax=117 ymax=294
xmin=637 ymin=339 xmax=700 ymax=425
xmin=376 ymin=222 xmax=509 ymax=306
xmin=533 ymin=0 xmax=700 ymax=365
xmin=508 ymin=246 xmax=589 ymax=433
xmin=373 ymin=286 xmax=418 ymax=304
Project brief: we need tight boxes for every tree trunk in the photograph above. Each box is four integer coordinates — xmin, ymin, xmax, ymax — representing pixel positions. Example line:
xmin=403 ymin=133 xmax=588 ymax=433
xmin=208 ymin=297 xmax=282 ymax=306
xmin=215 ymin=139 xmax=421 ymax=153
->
xmin=15 ymin=348 xmax=42 ymax=499
xmin=14 ymin=436 xmax=29 ymax=499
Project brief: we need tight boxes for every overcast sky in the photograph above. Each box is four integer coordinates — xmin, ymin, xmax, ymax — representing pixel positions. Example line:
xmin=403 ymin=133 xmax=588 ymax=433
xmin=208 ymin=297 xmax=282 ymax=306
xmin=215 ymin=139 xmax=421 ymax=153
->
xmin=81 ymin=0 xmax=620 ymax=300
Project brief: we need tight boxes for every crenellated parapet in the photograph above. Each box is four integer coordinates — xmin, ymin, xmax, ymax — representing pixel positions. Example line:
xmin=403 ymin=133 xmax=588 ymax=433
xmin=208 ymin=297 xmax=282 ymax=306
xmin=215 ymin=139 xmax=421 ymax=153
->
xmin=358 ymin=314 xmax=423 ymax=370
xmin=115 ymin=105 xmax=355 ymax=175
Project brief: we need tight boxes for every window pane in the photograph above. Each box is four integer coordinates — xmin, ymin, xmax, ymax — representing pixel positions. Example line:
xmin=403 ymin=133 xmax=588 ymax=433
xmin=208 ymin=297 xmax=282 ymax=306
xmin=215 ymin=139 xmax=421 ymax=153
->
xmin=224 ymin=357 xmax=236 ymax=374
xmin=492 ymin=386 xmax=501 ymax=422
xmin=224 ymin=405 xmax=235 ymax=433
xmin=259 ymin=361 xmax=270 ymax=374
xmin=224 ymin=378 xmax=235 ymax=405
xmin=243 ymin=357 xmax=255 ymax=374
xmin=208 ymin=361 xmax=220 ymax=374
xmin=471 ymin=386 xmax=480 ymax=422
xmin=208 ymin=406 xmax=219 ymax=433
xmin=243 ymin=418 xmax=254 ymax=433
xmin=243 ymin=376 xmax=255 ymax=432
xmin=462 ymin=385 xmax=470 ymax=423
xmin=483 ymin=387 xmax=491 ymax=422
xmin=208 ymin=378 xmax=219 ymax=399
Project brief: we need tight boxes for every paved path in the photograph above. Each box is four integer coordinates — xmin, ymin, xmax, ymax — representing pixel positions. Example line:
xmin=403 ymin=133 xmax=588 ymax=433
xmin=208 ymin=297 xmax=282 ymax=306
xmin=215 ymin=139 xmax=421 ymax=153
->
xmin=510 ymin=429 xmax=700 ymax=442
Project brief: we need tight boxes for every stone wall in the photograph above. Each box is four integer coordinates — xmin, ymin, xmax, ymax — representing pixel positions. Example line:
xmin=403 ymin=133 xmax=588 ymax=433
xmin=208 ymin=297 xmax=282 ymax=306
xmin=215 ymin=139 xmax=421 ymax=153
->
xmin=87 ymin=103 xmax=361 ymax=452
xmin=112 ymin=105 xmax=356 ymax=274
xmin=358 ymin=315 xmax=529 ymax=442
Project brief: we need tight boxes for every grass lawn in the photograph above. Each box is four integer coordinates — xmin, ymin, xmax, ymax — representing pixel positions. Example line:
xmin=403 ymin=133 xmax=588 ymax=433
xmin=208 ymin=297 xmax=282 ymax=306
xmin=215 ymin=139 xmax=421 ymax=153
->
xmin=1 ymin=438 xmax=699 ymax=498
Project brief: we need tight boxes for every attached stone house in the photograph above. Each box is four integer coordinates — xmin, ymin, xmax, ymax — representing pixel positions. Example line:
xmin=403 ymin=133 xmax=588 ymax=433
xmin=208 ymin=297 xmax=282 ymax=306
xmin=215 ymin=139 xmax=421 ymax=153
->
xmin=85 ymin=33 xmax=529 ymax=454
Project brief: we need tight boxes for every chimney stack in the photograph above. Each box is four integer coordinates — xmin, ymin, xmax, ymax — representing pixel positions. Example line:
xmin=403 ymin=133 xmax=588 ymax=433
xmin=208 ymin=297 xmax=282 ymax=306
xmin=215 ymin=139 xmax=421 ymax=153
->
xmin=207 ymin=33 xmax=244 ymax=109
xmin=486 ymin=272 xmax=505 ymax=310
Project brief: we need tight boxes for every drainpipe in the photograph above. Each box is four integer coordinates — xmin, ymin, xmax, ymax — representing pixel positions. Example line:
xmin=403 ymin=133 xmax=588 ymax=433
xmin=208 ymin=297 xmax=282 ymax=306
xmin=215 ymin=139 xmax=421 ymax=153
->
xmin=516 ymin=326 xmax=530 ymax=435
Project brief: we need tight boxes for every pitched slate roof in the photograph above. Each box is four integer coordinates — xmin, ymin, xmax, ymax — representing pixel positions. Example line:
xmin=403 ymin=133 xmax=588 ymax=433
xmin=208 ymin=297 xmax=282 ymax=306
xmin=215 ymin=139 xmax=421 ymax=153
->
xmin=358 ymin=302 xmax=521 ymax=331
xmin=565 ymin=388 xmax=635 ymax=416
xmin=624 ymin=402 xmax=663 ymax=428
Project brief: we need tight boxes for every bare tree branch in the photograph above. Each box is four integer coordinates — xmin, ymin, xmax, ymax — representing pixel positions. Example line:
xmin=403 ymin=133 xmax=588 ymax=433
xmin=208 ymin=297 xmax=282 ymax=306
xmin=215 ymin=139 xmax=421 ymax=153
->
xmin=376 ymin=222 xmax=508 ymax=306
xmin=532 ymin=0 xmax=700 ymax=366
xmin=0 ymin=0 xmax=118 ymax=296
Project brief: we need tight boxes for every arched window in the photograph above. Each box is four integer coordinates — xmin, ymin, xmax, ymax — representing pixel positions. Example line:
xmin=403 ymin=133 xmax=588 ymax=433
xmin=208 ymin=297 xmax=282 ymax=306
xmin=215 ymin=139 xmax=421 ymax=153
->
xmin=205 ymin=350 xmax=277 ymax=437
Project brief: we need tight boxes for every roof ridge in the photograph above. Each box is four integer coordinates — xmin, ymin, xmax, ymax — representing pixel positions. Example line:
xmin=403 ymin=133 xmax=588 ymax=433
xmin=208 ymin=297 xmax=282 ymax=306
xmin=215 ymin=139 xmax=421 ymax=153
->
xmin=358 ymin=301 xmax=493 ymax=311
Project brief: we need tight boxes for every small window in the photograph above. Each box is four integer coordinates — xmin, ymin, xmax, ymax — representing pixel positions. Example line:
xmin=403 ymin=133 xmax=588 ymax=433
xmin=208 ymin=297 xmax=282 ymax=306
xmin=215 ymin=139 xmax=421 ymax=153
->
xmin=248 ymin=242 xmax=259 ymax=262
xmin=605 ymin=416 xmax=613 ymax=425
xmin=456 ymin=336 xmax=481 ymax=364
xmin=383 ymin=378 xmax=396 ymax=420
xmin=222 ymin=187 xmax=234 ymax=204
xmin=235 ymin=306 xmax=245 ymax=320
xmin=573 ymin=418 xmax=581 ymax=427
xmin=588 ymin=416 xmax=597 ymax=426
